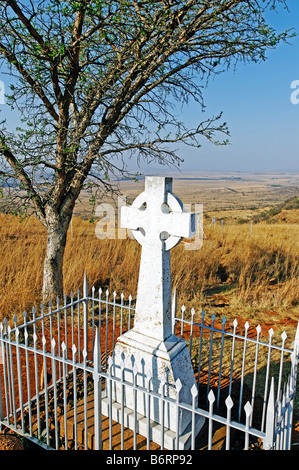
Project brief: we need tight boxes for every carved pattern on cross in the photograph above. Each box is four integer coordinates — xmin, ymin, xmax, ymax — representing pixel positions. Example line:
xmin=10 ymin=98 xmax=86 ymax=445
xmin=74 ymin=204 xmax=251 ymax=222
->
xmin=121 ymin=177 xmax=195 ymax=251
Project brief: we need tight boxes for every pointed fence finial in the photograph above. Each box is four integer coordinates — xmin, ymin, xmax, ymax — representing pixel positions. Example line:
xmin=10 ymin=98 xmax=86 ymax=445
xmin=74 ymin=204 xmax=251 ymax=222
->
xmin=83 ymin=271 xmax=88 ymax=297
xmin=172 ymin=287 xmax=177 ymax=334
xmin=264 ymin=376 xmax=275 ymax=450
xmin=294 ymin=321 xmax=299 ymax=357
xmin=175 ymin=378 xmax=182 ymax=393
xmin=191 ymin=384 xmax=198 ymax=399
xmin=93 ymin=328 xmax=101 ymax=372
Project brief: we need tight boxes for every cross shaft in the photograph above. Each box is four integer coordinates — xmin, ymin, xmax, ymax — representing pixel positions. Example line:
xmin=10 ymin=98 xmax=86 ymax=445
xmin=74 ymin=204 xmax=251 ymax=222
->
xmin=121 ymin=176 xmax=195 ymax=341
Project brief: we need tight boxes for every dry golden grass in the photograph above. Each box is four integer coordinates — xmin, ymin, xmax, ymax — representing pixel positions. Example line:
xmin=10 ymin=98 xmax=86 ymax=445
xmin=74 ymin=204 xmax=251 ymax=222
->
xmin=0 ymin=213 xmax=298 ymax=340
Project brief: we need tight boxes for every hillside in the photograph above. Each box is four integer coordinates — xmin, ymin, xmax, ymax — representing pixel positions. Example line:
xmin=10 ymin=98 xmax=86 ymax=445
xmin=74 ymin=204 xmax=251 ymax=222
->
xmin=0 ymin=208 xmax=298 ymax=347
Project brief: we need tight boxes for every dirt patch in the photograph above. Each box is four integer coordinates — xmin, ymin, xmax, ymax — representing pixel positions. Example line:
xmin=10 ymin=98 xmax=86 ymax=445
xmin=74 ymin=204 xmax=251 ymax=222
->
xmin=0 ymin=434 xmax=24 ymax=450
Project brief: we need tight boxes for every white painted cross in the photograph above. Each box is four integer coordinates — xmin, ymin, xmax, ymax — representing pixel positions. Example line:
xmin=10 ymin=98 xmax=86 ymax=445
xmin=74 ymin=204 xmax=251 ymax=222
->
xmin=121 ymin=176 xmax=196 ymax=342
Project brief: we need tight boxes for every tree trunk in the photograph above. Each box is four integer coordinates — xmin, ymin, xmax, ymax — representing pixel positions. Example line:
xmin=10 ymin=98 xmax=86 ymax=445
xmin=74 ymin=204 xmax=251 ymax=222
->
xmin=42 ymin=214 xmax=71 ymax=303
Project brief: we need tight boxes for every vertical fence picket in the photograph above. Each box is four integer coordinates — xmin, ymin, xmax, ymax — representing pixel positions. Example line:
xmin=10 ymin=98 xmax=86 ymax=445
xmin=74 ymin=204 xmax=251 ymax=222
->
xmin=288 ymin=350 xmax=298 ymax=449
xmin=207 ymin=314 xmax=215 ymax=397
xmin=92 ymin=286 xmax=95 ymax=352
xmin=282 ymin=385 xmax=287 ymax=450
xmin=71 ymin=291 xmax=74 ymax=350
xmin=0 ymin=351 xmax=3 ymax=426
xmin=228 ymin=319 xmax=238 ymax=398
xmin=208 ymin=390 xmax=215 ymax=450
xmin=105 ymin=290 xmax=109 ymax=370
xmin=146 ymin=369 xmax=152 ymax=451
xmin=216 ymin=316 xmax=226 ymax=409
xmin=251 ymin=325 xmax=261 ymax=427
xmin=41 ymin=303 xmax=45 ymax=340
xmin=180 ymin=306 xmax=185 ymax=339
xmin=8 ymin=326 xmax=17 ymax=427
xmin=160 ymin=374 xmax=166 ymax=450
xmin=1 ymin=328 xmax=7 ymax=414
xmin=24 ymin=325 xmax=32 ymax=436
xmin=120 ymin=293 xmax=124 ymax=336
xmin=175 ymin=378 xmax=182 ymax=450
xmin=0 ymin=323 xmax=9 ymax=426
xmin=277 ymin=331 xmax=287 ymax=402
xmin=120 ymin=358 xmax=125 ymax=450
xmin=108 ymin=356 xmax=113 ymax=450
xmin=112 ymin=291 xmax=116 ymax=352
xmin=133 ymin=363 xmax=138 ymax=450
xmin=83 ymin=273 xmax=89 ymax=360
xmin=77 ymin=289 xmax=81 ymax=362
xmin=244 ymin=402 xmax=253 ymax=450
xmin=51 ymin=338 xmax=59 ymax=450
xmin=49 ymin=301 xmax=53 ymax=347
xmin=263 ymin=377 xmax=275 ymax=450
xmin=42 ymin=335 xmax=50 ymax=447
xmin=82 ymin=348 xmax=88 ymax=450
xmin=225 ymin=396 xmax=233 ymax=450
xmin=196 ymin=310 xmax=205 ymax=388
xmin=61 ymin=342 xmax=68 ymax=449
xmin=0 ymin=325 xmax=4 ymax=426
xmin=15 ymin=327 xmax=24 ymax=434
xmin=262 ymin=328 xmax=274 ymax=432
xmin=128 ymin=294 xmax=132 ymax=330
xmin=191 ymin=384 xmax=198 ymax=450
xmin=33 ymin=330 xmax=40 ymax=439
xmin=3 ymin=319 xmax=12 ymax=423
xmin=98 ymin=288 xmax=102 ymax=359
xmin=72 ymin=344 xmax=78 ymax=450
xmin=286 ymin=377 xmax=293 ymax=450
xmin=56 ymin=299 xmax=61 ymax=379
xmin=93 ymin=328 xmax=102 ymax=450
xmin=64 ymin=295 xmax=68 ymax=371
xmin=276 ymin=391 xmax=282 ymax=449
xmin=98 ymin=288 xmax=102 ymax=335
xmin=238 ymin=321 xmax=249 ymax=422
xmin=171 ymin=288 xmax=177 ymax=336
xmin=189 ymin=308 xmax=195 ymax=355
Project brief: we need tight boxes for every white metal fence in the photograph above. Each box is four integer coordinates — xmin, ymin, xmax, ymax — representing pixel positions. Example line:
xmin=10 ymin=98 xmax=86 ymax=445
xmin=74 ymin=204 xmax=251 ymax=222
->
xmin=0 ymin=276 xmax=298 ymax=450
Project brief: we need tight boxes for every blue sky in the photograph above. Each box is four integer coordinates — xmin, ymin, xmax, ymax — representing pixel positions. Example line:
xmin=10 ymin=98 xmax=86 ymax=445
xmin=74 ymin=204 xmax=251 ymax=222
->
xmin=170 ymin=1 xmax=299 ymax=173
xmin=1 ymin=1 xmax=299 ymax=175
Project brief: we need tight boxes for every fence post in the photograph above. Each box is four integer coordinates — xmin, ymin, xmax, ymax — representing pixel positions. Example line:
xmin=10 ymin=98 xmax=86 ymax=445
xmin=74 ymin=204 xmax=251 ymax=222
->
xmin=83 ymin=272 xmax=89 ymax=360
xmin=0 ymin=379 xmax=3 ymax=424
xmin=263 ymin=377 xmax=275 ymax=450
xmin=93 ymin=328 xmax=102 ymax=450
xmin=287 ymin=325 xmax=299 ymax=450
xmin=286 ymin=378 xmax=293 ymax=450
xmin=294 ymin=321 xmax=299 ymax=359
xmin=0 ymin=333 xmax=3 ymax=423
xmin=171 ymin=287 xmax=177 ymax=335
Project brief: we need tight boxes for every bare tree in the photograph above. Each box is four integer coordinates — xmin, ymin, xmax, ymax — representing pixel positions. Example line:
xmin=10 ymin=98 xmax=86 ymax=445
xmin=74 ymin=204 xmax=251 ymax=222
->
xmin=0 ymin=0 xmax=292 ymax=301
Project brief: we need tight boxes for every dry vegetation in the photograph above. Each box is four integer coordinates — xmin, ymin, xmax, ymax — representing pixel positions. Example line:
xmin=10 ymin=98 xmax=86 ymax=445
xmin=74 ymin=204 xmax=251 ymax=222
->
xmin=0 ymin=173 xmax=298 ymax=445
xmin=0 ymin=190 xmax=298 ymax=345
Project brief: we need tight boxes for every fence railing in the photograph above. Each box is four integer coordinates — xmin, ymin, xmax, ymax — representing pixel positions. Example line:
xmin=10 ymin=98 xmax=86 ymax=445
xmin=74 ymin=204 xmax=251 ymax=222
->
xmin=0 ymin=276 xmax=298 ymax=450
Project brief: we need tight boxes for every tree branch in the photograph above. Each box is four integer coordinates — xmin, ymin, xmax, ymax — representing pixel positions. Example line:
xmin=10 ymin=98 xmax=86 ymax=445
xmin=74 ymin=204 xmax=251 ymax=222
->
xmin=0 ymin=41 xmax=59 ymax=122
xmin=0 ymin=137 xmax=45 ymax=220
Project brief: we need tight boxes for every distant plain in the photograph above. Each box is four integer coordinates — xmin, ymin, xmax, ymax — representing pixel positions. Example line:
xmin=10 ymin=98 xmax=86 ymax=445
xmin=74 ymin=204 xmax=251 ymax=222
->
xmin=74 ymin=170 xmax=299 ymax=221
xmin=1 ymin=171 xmax=298 ymax=345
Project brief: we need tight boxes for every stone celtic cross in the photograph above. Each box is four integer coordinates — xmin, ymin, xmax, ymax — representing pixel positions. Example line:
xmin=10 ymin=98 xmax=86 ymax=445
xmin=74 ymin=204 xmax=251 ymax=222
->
xmin=121 ymin=176 xmax=196 ymax=342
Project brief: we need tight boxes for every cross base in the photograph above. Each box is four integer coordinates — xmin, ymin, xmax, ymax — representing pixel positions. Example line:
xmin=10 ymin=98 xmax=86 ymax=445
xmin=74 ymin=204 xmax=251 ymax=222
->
xmin=101 ymin=391 xmax=205 ymax=450
xmin=105 ymin=329 xmax=203 ymax=442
